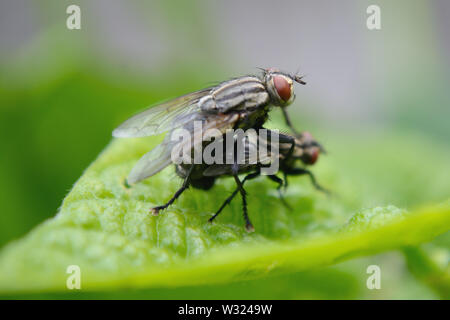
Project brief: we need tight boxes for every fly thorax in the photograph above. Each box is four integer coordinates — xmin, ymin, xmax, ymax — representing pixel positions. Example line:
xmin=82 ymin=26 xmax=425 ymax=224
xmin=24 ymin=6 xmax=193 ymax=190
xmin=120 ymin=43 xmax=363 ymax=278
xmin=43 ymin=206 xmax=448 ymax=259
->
xmin=199 ymin=95 xmax=217 ymax=112
xmin=202 ymin=76 xmax=269 ymax=114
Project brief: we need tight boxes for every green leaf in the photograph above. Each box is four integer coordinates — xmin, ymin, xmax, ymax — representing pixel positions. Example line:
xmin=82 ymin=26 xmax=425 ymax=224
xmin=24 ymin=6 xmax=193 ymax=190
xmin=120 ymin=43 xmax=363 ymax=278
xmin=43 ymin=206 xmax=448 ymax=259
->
xmin=0 ymin=135 xmax=449 ymax=294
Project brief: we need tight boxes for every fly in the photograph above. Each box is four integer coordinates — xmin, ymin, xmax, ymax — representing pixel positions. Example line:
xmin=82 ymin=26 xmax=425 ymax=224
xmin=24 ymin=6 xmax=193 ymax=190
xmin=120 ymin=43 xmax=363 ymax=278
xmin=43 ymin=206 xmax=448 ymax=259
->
xmin=112 ymin=68 xmax=306 ymax=185
xmin=151 ymin=131 xmax=327 ymax=232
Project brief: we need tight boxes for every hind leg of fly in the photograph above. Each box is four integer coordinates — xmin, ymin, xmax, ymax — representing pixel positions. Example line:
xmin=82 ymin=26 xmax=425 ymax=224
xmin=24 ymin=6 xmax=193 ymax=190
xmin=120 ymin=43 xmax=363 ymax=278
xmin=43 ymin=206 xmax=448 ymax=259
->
xmin=151 ymin=165 xmax=194 ymax=215
xmin=233 ymin=170 xmax=254 ymax=232
xmin=267 ymin=175 xmax=292 ymax=210
xmin=209 ymin=171 xmax=260 ymax=227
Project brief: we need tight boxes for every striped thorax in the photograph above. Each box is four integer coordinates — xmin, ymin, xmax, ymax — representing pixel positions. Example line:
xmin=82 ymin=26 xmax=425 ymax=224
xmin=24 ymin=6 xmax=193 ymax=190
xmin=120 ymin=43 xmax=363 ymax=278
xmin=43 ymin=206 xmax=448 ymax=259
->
xmin=199 ymin=76 xmax=269 ymax=113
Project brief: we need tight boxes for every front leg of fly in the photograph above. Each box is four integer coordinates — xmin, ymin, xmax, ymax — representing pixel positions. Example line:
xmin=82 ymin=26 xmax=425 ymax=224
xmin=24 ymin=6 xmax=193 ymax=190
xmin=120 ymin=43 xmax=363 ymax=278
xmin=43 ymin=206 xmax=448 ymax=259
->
xmin=281 ymin=108 xmax=299 ymax=135
xmin=278 ymin=132 xmax=296 ymax=160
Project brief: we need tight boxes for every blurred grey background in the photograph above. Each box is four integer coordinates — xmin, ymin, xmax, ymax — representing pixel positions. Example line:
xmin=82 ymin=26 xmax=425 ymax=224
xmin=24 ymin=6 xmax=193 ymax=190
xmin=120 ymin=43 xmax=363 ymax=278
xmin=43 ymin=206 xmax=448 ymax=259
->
xmin=2 ymin=0 xmax=449 ymax=125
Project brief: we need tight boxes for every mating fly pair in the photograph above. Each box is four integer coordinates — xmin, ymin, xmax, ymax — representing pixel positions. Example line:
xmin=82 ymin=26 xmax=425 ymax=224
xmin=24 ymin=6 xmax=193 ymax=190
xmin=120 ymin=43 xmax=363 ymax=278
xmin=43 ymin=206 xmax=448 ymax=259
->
xmin=113 ymin=68 xmax=325 ymax=231
xmin=172 ymin=130 xmax=327 ymax=232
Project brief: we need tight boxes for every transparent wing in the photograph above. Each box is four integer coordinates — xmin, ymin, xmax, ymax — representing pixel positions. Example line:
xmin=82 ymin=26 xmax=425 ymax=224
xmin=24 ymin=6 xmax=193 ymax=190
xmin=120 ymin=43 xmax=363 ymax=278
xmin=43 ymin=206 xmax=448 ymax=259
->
xmin=202 ymin=132 xmax=279 ymax=177
xmin=113 ymin=88 xmax=212 ymax=138
xmin=127 ymin=138 xmax=175 ymax=184
xmin=127 ymin=113 xmax=240 ymax=184
xmin=203 ymin=133 xmax=259 ymax=177
xmin=203 ymin=163 xmax=253 ymax=177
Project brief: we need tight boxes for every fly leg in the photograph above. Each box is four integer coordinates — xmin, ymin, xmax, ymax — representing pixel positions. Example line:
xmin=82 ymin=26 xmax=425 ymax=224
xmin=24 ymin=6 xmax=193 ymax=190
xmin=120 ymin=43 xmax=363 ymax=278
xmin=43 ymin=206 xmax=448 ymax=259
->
xmin=260 ymin=129 xmax=294 ymax=191
xmin=281 ymin=108 xmax=299 ymax=135
xmin=278 ymin=132 xmax=296 ymax=160
xmin=285 ymin=168 xmax=330 ymax=195
xmin=267 ymin=175 xmax=292 ymax=210
xmin=263 ymin=129 xmax=296 ymax=162
xmin=231 ymin=162 xmax=254 ymax=232
xmin=150 ymin=165 xmax=194 ymax=215
xmin=209 ymin=171 xmax=260 ymax=224
xmin=233 ymin=173 xmax=254 ymax=232
xmin=283 ymin=171 xmax=289 ymax=191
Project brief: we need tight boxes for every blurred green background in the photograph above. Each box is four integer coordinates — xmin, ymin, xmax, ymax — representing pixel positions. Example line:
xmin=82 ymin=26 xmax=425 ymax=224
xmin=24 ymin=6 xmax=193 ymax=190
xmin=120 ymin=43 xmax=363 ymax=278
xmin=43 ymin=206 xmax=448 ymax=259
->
xmin=0 ymin=0 xmax=449 ymax=299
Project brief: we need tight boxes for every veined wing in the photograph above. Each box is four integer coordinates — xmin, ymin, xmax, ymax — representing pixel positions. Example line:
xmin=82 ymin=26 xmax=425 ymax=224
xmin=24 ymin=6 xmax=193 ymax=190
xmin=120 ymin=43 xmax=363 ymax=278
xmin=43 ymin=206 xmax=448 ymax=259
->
xmin=127 ymin=113 xmax=240 ymax=184
xmin=202 ymin=133 xmax=277 ymax=177
xmin=203 ymin=163 xmax=255 ymax=177
xmin=127 ymin=135 xmax=175 ymax=184
xmin=169 ymin=112 xmax=241 ymax=163
xmin=113 ymin=88 xmax=212 ymax=138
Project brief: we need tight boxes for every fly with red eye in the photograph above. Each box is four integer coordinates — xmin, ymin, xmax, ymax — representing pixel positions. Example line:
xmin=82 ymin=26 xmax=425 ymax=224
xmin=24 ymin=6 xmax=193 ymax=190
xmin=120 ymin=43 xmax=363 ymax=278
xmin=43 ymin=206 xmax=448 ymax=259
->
xmin=113 ymin=67 xmax=309 ymax=186
xmin=113 ymin=67 xmax=318 ymax=232
xmin=164 ymin=130 xmax=329 ymax=232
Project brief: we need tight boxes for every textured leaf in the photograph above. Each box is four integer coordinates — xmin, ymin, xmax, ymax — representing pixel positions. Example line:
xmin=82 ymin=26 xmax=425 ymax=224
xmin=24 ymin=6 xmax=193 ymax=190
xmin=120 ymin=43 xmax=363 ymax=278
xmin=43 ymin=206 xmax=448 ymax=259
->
xmin=0 ymin=135 xmax=449 ymax=294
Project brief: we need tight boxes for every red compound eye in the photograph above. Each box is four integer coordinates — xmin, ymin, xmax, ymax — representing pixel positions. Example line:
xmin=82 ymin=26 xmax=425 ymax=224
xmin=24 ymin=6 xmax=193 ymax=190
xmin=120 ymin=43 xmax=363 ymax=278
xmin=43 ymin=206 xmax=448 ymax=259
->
xmin=308 ymin=148 xmax=319 ymax=165
xmin=273 ymin=75 xmax=291 ymax=102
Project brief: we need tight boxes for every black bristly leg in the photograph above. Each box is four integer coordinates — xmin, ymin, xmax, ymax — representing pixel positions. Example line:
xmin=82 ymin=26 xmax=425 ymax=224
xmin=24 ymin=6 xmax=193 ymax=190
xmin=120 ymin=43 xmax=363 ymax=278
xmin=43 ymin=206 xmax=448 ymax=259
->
xmin=281 ymin=108 xmax=299 ymax=136
xmin=283 ymin=171 xmax=289 ymax=191
xmin=278 ymin=132 xmax=296 ymax=160
xmin=285 ymin=168 xmax=330 ymax=195
xmin=265 ymin=129 xmax=296 ymax=160
xmin=267 ymin=175 xmax=292 ymax=210
xmin=231 ymin=163 xmax=254 ymax=232
xmin=150 ymin=165 xmax=194 ymax=215
xmin=233 ymin=174 xmax=253 ymax=232
xmin=209 ymin=171 xmax=260 ymax=225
